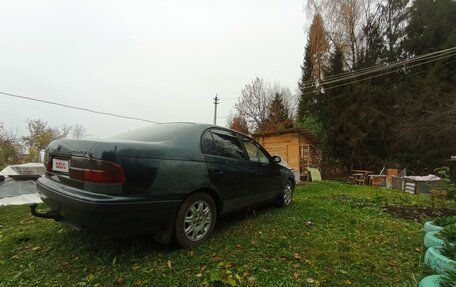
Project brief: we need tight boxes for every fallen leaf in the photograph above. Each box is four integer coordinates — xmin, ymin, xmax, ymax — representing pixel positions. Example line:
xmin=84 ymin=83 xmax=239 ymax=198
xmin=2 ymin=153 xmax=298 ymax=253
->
xmin=306 ymin=278 xmax=315 ymax=284
xmin=86 ymin=274 xmax=95 ymax=281
xmin=293 ymin=272 xmax=299 ymax=279
xmin=291 ymin=263 xmax=300 ymax=269
xmin=247 ymin=276 xmax=256 ymax=286
xmin=135 ymin=279 xmax=143 ymax=286
xmin=116 ymin=277 xmax=125 ymax=285
xmin=167 ymin=260 xmax=172 ymax=269
xmin=211 ymin=256 xmax=223 ymax=262
xmin=344 ymin=279 xmax=352 ymax=285
xmin=200 ymin=266 xmax=207 ymax=273
xmin=279 ymin=256 xmax=288 ymax=261
xmin=387 ymin=260 xmax=397 ymax=267
xmin=32 ymin=246 xmax=41 ymax=251
xmin=196 ymin=273 xmax=202 ymax=278
xmin=293 ymin=253 xmax=301 ymax=259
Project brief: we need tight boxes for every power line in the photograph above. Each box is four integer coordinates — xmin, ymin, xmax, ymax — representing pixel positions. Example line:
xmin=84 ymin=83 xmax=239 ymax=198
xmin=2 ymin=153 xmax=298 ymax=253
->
xmin=316 ymin=49 xmax=456 ymax=87
xmin=302 ymin=46 xmax=456 ymax=86
xmin=0 ymin=91 xmax=161 ymax=124
xmin=301 ymin=51 xmax=456 ymax=96
xmin=300 ymin=46 xmax=456 ymax=87
xmin=315 ymin=59 xmax=455 ymax=103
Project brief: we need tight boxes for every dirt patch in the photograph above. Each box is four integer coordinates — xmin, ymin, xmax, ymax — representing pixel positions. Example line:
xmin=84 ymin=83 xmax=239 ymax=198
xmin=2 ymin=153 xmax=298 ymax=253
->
xmin=321 ymin=194 xmax=456 ymax=222
xmin=382 ymin=205 xmax=456 ymax=221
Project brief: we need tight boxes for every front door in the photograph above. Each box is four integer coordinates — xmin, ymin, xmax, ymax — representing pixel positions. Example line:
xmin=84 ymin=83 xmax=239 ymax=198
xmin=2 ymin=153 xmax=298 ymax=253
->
xmin=239 ymin=136 xmax=282 ymax=201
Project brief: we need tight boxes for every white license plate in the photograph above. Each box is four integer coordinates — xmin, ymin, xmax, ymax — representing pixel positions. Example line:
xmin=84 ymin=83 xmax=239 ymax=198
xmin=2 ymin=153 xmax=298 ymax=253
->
xmin=52 ymin=158 xmax=69 ymax=173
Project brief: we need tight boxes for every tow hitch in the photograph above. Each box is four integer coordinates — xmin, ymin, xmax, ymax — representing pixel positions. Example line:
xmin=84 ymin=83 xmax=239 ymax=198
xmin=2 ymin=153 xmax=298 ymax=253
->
xmin=30 ymin=203 xmax=62 ymax=221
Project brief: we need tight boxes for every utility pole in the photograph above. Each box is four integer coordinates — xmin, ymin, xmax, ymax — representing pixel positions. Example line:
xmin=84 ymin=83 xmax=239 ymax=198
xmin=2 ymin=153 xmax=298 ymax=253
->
xmin=213 ymin=95 xmax=219 ymax=125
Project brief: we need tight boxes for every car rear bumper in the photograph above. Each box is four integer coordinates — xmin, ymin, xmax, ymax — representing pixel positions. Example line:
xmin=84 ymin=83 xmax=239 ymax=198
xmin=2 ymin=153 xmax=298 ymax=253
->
xmin=35 ymin=177 xmax=181 ymax=241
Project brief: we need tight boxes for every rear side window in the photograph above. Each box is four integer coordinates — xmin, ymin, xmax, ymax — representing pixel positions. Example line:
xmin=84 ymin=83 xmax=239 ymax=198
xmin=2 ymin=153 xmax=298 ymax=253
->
xmin=211 ymin=130 xmax=246 ymax=160
xmin=201 ymin=131 xmax=217 ymax=155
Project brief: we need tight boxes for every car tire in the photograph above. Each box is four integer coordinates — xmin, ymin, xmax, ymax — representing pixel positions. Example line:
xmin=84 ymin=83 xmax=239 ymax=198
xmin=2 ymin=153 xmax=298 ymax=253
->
xmin=175 ymin=192 xmax=216 ymax=249
xmin=277 ymin=180 xmax=294 ymax=207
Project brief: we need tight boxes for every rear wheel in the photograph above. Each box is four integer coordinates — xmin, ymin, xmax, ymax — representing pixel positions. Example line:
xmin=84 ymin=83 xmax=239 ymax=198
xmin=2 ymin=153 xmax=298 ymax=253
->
xmin=277 ymin=181 xmax=293 ymax=207
xmin=175 ymin=192 xmax=216 ymax=249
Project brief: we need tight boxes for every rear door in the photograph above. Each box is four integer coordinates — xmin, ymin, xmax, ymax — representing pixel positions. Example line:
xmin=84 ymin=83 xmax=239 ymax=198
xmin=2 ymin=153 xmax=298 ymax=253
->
xmin=201 ymin=129 xmax=253 ymax=213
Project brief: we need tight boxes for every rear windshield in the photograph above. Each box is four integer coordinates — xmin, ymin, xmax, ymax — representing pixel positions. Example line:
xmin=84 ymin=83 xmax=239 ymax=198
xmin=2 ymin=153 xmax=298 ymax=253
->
xmin=111 ymin=123 xmax=194 ymax=142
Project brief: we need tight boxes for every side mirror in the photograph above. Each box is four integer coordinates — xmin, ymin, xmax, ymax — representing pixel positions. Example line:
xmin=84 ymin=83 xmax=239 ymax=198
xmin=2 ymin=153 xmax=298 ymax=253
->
xmin=272 ymin=156 xmax=281 ymax=164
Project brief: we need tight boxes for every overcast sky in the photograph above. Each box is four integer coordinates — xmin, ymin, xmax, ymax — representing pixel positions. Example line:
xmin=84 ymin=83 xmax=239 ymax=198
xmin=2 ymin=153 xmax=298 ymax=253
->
xmin=0 ymin=0 xmax=308 ymax=138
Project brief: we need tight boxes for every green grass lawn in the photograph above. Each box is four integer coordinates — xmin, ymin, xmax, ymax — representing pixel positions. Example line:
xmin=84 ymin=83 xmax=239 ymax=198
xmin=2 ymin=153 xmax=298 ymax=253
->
xmin=1 ymin=181 xmax=455 ymax=287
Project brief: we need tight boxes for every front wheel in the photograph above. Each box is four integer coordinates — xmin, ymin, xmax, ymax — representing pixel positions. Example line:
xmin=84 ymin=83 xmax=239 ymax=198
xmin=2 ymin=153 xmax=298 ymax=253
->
xmin=277 ymin=181 xmax=294 ymax=207
xmin=175 ymin=192 xmax=216 ymax=249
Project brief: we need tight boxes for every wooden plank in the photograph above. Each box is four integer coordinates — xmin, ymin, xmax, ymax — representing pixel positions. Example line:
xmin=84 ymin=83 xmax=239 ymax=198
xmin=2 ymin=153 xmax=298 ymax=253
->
xmin=307 ymin=167 xmax=321 ymax=181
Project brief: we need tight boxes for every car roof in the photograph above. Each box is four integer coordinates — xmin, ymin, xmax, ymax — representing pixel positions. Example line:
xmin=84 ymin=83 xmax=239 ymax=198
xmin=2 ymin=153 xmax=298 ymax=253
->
xmin=112 ymin=122 xmax=248 ymax=142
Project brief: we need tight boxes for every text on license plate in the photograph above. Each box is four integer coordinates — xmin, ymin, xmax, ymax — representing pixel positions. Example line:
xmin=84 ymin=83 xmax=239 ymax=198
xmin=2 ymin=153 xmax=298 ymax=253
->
xmin=52 ymin=159 xmax=69 ymax=173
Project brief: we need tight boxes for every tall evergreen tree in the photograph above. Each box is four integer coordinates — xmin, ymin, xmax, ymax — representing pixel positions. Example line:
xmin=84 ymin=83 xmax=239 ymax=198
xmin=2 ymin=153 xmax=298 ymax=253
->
xmin=298 ymin=41 xmax=316 ymax=121
xmin=394 ymin=0 xmax=456 ymax=169
xmin=298 ymin=14 xmax=329 ymax=122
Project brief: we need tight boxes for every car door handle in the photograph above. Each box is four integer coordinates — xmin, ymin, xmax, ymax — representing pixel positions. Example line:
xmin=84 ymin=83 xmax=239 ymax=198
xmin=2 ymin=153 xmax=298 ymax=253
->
xmin=214 ymin=169 xmax=224 ymax=175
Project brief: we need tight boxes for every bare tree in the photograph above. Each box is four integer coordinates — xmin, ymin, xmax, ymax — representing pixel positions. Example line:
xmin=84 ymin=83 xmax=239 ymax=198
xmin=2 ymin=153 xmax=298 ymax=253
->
xmin=0 ymin=123 xmax=21 ymax=168
xmin=307 ymin=0 xmax=374 ymax=69
xmin=22 ymin=119 xmax=86 ymax=162
xmin=235 ymin=77 xmax=272 ymax=132
xmin=72 ymin=124 xmax=86 ymax=139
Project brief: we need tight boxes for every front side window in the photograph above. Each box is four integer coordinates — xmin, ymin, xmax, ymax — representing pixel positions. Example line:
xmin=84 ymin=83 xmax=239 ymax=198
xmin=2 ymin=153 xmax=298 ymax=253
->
xmin=241 ymin=138 xmax=270 ymax=163
xmin=211 ymin=130 xmax=246 ymax=160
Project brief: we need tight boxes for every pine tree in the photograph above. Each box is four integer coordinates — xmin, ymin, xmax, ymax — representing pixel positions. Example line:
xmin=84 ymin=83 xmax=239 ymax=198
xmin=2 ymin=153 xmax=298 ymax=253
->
xmin=264 ymin=93 xmax=293 ymax=132
xmin=394 ymin=0 xmax=456 ymax=169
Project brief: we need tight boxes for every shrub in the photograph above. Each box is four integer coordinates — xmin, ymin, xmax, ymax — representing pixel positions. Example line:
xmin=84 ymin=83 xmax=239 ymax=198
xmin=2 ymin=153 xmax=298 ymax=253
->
xmin=441 ymin=243 xmax=456 ymax=261
xmin=441 ymin=268 xmax=456 ymax=287
xmin=440 ymin=224 xmax=456 ymax=242
xmin=434 ymin=216 xmax=456 ymax=227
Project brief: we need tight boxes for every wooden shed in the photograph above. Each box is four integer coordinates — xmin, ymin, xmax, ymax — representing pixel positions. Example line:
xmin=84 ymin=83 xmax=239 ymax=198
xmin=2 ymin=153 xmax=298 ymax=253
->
xmin=253 ymin=128 xmax=322 ymax=176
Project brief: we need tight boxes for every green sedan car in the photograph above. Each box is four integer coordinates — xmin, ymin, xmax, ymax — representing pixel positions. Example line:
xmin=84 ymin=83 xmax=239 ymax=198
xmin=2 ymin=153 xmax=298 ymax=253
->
xmin=32 ymin=123 xmax=295 ymax=248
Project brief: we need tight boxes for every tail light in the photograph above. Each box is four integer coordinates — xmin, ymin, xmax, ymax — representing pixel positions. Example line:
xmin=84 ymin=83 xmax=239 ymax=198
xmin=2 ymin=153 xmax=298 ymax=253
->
xmin=69 ymin=157 xmax=126 ymax=184
xmin=44 ymin=152 xmax=52 ymax=172
xmin=45 ymin=160 xmax=52 ymax=172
